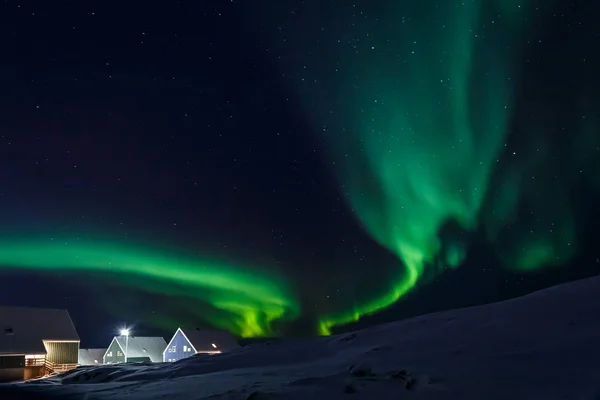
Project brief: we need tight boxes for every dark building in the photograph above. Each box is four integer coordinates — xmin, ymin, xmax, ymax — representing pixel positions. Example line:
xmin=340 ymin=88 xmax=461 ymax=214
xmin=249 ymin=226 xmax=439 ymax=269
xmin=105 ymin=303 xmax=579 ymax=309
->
xmin=0 ymin=306 xmax=80 ymax=382
xmin=163 ymin=327 xmax=239 ymax=363
xmin=78 ymin=348 xmax=106 ymax=366
xmin=103 ymin=336 xmax=166 ymax=364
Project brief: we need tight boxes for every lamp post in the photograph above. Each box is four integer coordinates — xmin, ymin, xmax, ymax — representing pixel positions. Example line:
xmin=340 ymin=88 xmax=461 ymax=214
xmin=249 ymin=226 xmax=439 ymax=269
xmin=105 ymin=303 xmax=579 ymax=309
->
xmin=120 ymin=329 xmax=130 ymax=363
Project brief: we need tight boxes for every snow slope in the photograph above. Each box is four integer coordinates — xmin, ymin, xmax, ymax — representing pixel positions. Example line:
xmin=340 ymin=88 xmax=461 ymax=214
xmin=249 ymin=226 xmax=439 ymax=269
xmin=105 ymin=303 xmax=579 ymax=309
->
xmin=3 ymin=275 xmax=600 ymax=399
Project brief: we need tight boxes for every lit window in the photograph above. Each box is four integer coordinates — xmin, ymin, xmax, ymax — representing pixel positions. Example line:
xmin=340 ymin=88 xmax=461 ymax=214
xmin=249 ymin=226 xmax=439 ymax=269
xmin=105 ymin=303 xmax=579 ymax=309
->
xmin=117 ymin=351 xmax=122 ymax=356
xmin=211 ymin=343 xmax=217 ymax=349
xmin=183 ymin=345 xmax=187 ymax=352
xmin=171 ymin=346 xmax=176 ymax=352
xmin=94 ymin=360 xmax=98 ymax=363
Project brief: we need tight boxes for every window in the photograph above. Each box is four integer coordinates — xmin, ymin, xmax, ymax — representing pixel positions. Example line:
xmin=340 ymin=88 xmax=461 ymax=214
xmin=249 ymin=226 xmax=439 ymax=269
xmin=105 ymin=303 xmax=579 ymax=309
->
xmin=171 ymin=346 xmax=176 ymax=352
xmin=183 ymin=345 xmax=187 ymax=352
xmin=117 ymin=351 xmax=122 ymax=356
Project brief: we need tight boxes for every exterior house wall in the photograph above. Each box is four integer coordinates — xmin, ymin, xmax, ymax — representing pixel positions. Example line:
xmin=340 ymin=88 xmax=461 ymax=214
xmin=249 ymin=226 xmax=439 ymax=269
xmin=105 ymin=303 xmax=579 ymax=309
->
xmin=44 ymin=341 xmax=79 ymax=364
xmin=79 ymin=349 xmax=106 ymax=365
xmin=0 ymin=355 xmax=25 ymax=382
xmin=163 ymin=330 xmax=194 ymax=362
xmin=127 ymin=356 xmax=151 ymax=363
xmin=0 ymin=368 xmax=24 ymax=383
xmin=23 ymin=366 xmax=45 ymax=381
xmin=103 ymin=339 xmax=125 ymax=364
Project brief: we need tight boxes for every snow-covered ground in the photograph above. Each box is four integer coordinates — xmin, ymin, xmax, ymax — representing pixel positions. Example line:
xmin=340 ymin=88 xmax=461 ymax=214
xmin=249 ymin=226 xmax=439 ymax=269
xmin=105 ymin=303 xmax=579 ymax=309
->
xmin=3 ymin=275 xmax=600 ymax=399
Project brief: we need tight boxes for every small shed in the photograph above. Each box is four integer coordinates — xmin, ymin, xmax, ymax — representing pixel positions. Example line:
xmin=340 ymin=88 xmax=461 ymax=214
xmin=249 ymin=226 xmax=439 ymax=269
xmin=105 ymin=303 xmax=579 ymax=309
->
xmin=0 ymin=306 xmax=80 ymax=382
xmin=163 ymin=327 xmax=239 ymax=362
xmin=78 ymin=348 xmax=106 ymax=366
xmin=103 ymin=336 xmax=166 ymax=364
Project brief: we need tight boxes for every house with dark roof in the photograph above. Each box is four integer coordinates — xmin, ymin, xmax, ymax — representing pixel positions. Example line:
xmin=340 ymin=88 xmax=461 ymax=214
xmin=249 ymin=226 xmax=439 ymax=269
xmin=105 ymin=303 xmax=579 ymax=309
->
xmin=78 ymin=348 xmax=106 ymax=366
xmin=103 ymin=336 xmax=166 ymax=364
xmin=163 ymin=327 xmax=239 ymax=362
xmin=0 ymin=306 xmax=80 ymax=382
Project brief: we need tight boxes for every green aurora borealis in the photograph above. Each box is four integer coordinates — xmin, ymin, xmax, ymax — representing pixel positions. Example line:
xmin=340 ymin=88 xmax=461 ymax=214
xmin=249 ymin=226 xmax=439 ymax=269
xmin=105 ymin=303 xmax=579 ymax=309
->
xmin=259 ymin=0 xmax=600 ymax=334
xmin=2 ymin=1 xmax=599 ymax=338
xmin=308 ymin=1 xmax=541 ymax=334
xmin=0 ymin=239 xmax=299 ymax=337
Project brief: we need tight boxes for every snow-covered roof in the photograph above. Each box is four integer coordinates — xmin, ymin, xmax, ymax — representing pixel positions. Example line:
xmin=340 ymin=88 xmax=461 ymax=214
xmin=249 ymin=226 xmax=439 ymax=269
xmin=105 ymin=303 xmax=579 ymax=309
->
xmin=112 ymin=336 xmax=166 ymax=362
xmin=0 ymin=306 xmax=80 ymax=355
xmin=79 ymin=348 xmax=106 ymax=365
xmin=179 ymin=327 xmax=239 ymax=353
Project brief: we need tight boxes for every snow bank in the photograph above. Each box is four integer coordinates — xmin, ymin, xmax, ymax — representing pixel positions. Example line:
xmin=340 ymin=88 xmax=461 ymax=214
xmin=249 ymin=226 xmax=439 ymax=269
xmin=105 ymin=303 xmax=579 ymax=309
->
xmin=3 ymin=275 xmax=600 ymax=399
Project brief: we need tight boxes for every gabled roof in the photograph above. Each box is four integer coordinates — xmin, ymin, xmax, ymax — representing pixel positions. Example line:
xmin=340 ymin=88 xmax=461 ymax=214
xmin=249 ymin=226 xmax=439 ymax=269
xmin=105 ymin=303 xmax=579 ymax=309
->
xmin=107 ymin=336 xmax=166 ymax=362
xmin=78 ymin=348 xmax=106 ymax=365
xmin=0 ymin=306 xmax=80 ymax=355
xmin=166 ymin=327 xmax=239 ymax=354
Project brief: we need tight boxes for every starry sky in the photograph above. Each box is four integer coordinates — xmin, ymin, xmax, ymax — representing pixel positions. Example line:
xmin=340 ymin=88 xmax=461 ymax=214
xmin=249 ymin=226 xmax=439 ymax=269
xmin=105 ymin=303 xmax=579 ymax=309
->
xmin=1 ymin=1 xmax=599 ymax=347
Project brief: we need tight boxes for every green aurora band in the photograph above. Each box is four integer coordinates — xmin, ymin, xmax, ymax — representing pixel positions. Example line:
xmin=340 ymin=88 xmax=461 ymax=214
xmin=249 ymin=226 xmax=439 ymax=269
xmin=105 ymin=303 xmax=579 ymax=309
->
xmin=312 ymin=1 xmax=538 ymax=335
xmin=261 ymin=0 xmax=598 ymax=334
xmin=0 ymin=238 xmax=299 ymax=337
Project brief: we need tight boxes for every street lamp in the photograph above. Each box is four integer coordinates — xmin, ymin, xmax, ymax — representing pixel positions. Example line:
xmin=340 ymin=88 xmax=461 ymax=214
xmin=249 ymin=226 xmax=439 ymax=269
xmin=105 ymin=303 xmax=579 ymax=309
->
xmin=120 ymin=329 xmax=130 ymax=363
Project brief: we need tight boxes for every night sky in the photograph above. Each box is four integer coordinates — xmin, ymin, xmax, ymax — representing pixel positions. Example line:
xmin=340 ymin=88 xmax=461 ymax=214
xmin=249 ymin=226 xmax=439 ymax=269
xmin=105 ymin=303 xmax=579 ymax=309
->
xmin=1 ymin=1 xmax=599 ymax=347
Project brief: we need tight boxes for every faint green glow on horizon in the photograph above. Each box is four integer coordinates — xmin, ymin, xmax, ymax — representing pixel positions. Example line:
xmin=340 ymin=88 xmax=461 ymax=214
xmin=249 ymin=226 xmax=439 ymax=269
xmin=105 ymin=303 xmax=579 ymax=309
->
xmin=0 ymin=238 xmax=299 ymax=337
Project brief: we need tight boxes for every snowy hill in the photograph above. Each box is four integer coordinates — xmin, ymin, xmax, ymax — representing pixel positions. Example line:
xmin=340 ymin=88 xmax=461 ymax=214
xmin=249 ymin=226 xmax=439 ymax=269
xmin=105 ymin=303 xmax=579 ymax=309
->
xmin=3 ymin=275 xmax=600 ymax=399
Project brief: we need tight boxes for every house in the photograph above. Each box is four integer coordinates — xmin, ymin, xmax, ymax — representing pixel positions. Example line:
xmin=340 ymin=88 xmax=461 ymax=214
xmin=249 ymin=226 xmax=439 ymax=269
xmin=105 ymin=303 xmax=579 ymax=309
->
xmin=0 ymin=306 xmax=80 ymax=382
xmin=163 ymin=327 xmax=239 ymax=362
xmin=78 ymin=348 xmax=106 ymax=366
xmin=103 ymin=336 xmax=166 ymax=364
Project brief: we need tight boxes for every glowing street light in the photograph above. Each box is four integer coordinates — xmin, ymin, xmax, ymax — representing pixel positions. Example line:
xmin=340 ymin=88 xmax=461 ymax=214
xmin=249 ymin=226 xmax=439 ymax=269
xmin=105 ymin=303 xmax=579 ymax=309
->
xmin=120 ymin=328 xmax=130 ymax=363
